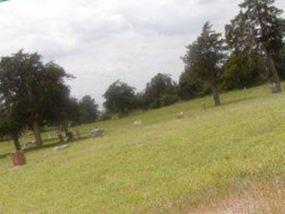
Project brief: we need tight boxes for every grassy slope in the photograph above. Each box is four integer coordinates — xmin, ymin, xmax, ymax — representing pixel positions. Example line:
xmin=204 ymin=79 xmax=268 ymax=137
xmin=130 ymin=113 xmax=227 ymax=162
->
xmin=0 ymin=84 xmax=284 ymax=213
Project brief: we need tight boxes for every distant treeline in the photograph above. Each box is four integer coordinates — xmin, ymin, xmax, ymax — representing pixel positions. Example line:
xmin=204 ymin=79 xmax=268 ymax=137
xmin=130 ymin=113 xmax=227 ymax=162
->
xmin=101 ymin=49 xmax=285 ymax=117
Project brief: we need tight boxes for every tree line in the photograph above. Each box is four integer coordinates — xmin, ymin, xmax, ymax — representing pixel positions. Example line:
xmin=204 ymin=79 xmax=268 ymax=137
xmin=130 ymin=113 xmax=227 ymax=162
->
xmin=0 ymin=0 xmax=285 ymax=151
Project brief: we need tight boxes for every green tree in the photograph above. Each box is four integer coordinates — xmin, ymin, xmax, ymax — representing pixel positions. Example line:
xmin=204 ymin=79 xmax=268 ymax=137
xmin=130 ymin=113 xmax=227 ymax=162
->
xmin=0 ymin=51 xmax=72 ymax=146
xmin=78 ymin=95 xmax=99 ymax=124
xmin=62 ymin=97 xmax=80 ymax=129
xmin=46 ymin=92 xmax=79 ymax=135
xmin=104 ymin=80 xmax=138 ymax=116
xmin=0 ymin=111 xmax=26 ymax=150
xmin=225 ymin=0 xmax=285 ymax=92
xmin=144 ymin=73 xmax=179 ymax=109
xmin=179 ymin=71 xmax=206 ymax=100
xmin=135 ymin=92 xmax=148 ymax=110
xmin=41 ymin=62 xmax=75 ymax=132
xmin=0 ymin=51 xmax=45 ymax=145
xmin=182 ymin=22 xmax=226 ymax=106
xmin=0 ymin=61 xmax=28 ymax=150
xmin=222 ymin=51 xmax=267 ymax=90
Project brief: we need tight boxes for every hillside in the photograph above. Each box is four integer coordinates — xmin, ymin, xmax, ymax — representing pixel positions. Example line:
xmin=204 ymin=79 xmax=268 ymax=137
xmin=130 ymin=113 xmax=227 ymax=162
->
xmin=0 ymin=84 xmax=284 ymax=213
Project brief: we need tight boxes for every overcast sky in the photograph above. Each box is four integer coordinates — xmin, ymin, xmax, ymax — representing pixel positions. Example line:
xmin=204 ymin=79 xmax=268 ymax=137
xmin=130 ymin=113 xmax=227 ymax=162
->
xmin=0 ymin=0 xmax=284 ymax=105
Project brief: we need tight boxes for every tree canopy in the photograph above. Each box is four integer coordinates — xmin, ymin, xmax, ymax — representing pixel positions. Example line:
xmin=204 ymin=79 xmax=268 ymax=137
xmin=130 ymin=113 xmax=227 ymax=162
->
xmin=222 ymin=51 xmax=267 ymax=90
xmin=78 ymin=95 xmax=99 ymax=124
xmin=144 ymin=73 xmax=179 ymax=109
xmin=0 ymin=50 xmax=72 ymax=148
xmin=182 ymin=22 xmax=226 ymax=105
xmin=225 ymin=0 xmax=285 ymax=92
xmin=104 ymin=80 xmax=138 ymax=116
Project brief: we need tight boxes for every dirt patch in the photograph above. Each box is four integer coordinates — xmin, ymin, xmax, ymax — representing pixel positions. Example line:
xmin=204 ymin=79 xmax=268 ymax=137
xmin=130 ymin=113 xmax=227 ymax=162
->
xmin=189 ymin=178 xmax=285 ymax=214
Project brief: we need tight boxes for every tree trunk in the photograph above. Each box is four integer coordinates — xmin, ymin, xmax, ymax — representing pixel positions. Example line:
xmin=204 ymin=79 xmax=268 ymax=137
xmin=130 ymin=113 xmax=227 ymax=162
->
xmin=210 ymin=84 xmax=221 ymax=106
xmin=58 ymin=133 xmax=64 ymax=144
xmin=32 ymin=120 xmax=43 ymax=146
xmin=266 ymin=53 xmax=282 ymax=93
xmin=256 ymin=5 xmax=282 ymax=93
xmin=62 ymin=121 xmax=69 ymax=136
xmin=12 ymin=135 xmax=21 ymax=151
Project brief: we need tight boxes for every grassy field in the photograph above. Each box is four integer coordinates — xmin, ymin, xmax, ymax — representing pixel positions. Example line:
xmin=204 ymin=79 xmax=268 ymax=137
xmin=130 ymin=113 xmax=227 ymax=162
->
xmin=0 ymin=84 xmax=284 ymax=213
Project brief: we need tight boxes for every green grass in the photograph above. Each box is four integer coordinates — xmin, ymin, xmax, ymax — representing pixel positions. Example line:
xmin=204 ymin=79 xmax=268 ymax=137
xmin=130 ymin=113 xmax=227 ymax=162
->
xmin=0 ymin=84 xmax=284 ymax=213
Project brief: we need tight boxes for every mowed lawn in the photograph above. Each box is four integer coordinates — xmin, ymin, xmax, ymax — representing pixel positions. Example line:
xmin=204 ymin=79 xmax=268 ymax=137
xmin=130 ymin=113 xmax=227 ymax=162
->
xmin=0 ymin=84 xmax=284 ymax=213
